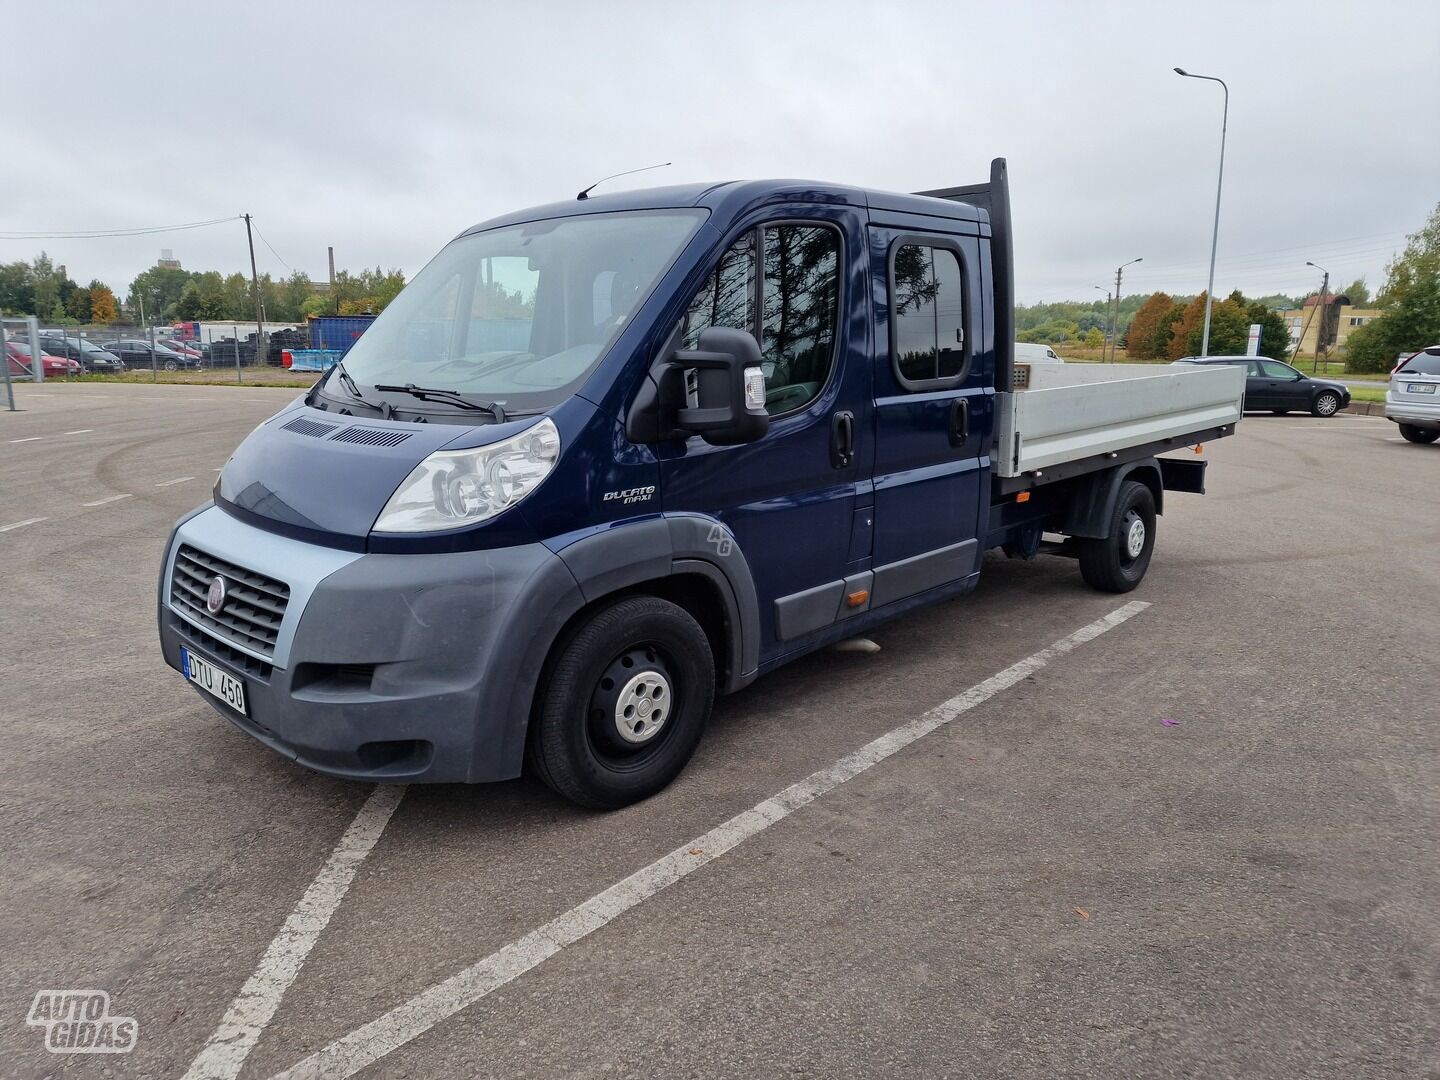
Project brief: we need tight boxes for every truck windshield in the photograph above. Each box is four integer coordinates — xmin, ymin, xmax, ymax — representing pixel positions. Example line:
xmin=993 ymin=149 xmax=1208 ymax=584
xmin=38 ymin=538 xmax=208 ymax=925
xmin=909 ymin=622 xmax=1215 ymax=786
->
xmin=337 ymin=209 xmax=706 ymax=412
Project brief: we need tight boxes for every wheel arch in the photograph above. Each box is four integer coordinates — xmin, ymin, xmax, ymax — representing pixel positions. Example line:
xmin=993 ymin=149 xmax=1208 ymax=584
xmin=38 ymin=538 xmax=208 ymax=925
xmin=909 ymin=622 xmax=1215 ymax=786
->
xmin=1062 ymin=458 xmax=1163 ymax=540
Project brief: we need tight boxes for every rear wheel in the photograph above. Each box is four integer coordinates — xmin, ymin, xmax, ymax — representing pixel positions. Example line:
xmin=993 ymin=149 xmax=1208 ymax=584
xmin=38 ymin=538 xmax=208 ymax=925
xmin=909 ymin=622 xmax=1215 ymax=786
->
xmin=1312 ymin=391 xmax=1341 ymax=417
xmin=1076 ymin=480 xmax=1156 ymax=593
xmin=530 ymin=596 xmax=714 ymax=810
xmin=1399 ymin=424 xmax=1440 ymax=444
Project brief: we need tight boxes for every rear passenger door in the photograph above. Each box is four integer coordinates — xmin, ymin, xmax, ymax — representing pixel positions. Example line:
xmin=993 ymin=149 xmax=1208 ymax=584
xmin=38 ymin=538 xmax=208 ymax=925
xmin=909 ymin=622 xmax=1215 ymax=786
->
xmin=1241 ymin=359 xmax=1270 ymax=408
xmin=866 ymin=226 xmax=987 ymax=607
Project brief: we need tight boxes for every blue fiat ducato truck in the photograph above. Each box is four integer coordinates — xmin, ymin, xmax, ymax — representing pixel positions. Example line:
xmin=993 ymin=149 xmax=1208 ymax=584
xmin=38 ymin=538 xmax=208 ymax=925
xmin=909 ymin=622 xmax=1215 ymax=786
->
xmin=159 ymin=160 xmax=1245 ymax=808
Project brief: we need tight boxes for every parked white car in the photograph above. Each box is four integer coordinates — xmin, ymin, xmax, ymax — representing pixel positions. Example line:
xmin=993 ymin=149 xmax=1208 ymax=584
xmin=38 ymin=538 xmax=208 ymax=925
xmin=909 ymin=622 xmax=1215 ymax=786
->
xmin=1015 ymin=342 xmax=1064 ymax=363
xmin=1387 ymin=346 xmax=1440 ymax=444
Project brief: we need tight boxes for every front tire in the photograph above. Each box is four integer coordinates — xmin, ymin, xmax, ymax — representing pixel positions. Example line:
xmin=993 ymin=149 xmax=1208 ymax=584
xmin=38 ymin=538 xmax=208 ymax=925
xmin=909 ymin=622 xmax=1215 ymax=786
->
xmin=1399 ymin=424 xmax=1440 ymax=444
xmin=1312 ymin=391 xmax=1341 ymax=417
xmin=163 ymin=359 xmax=179 ymax=372
xmin=530 ymin=596 xmax=715 ymax=810
xmin=1076 ymin=479 xmax=1156 ymax=593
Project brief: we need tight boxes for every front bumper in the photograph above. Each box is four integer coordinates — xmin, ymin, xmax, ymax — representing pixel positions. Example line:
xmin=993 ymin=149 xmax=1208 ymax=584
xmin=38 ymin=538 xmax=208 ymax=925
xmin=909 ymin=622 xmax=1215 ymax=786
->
xmin=158 ymin=506 xmax=581 ymax=783
xmin=1386 ymin=396 xmax=1440 ymax=429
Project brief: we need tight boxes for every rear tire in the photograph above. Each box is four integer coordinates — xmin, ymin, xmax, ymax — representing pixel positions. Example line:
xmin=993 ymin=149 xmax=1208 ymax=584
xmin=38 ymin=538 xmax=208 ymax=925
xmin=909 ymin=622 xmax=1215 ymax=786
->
xmin=1076 ymin=480 xmax=1156 ymax=594
xmin=1312 ymin=391 xmax=1341 ymax=417
xmin=1399 ymin=424 xmax=1440 ymax=444
xmin=530 ymin=596 xmax=714 ymax=810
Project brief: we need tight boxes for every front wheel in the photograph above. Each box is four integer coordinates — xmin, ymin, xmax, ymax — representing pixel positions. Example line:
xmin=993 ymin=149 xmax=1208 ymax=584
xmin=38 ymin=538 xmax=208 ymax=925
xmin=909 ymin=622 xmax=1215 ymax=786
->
xmin=1076 ymin=479 xmax=1156 ymax=593
xmin=1312 ymin=391 xmax=1341 ymax=417
xmin=530 ymin=596 xmax=715 ymax=810
xmin=163 ymin=359 xmax=179 ymax=372
xmin=1399 ymin=424 xmax=1440 ymax=444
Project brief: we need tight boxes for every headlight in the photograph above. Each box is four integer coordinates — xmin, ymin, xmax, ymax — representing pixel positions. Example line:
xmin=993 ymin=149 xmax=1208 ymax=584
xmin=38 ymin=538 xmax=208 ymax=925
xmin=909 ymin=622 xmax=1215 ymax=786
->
xmin=372 ymin=417 xmax=560 ymax=533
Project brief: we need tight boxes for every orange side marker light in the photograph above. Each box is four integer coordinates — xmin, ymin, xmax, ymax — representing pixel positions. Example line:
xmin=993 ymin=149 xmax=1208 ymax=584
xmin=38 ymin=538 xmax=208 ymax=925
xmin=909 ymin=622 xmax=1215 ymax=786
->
xmin=846 ymin=589 xmax=869 ymax=608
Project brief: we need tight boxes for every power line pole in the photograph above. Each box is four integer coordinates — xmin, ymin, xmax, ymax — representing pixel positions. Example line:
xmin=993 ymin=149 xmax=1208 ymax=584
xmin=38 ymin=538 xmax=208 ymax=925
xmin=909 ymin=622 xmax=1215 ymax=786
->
xmin=1292 ymin=262 xmax=1328 ymax=369
xmin=243 ymin=213 xmax=265 ymax=371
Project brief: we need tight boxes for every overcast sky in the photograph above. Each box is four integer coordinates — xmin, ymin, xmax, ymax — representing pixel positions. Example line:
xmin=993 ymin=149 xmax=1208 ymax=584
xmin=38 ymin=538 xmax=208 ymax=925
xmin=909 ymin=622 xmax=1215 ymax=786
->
xmin=4 ymin=0 xmax=1437 ymax=306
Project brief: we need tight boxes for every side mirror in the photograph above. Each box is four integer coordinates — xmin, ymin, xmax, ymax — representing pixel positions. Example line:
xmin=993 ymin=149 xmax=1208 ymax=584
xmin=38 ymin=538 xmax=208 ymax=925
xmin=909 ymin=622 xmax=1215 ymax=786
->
xmin=627 ymin=326 xmax=769 ymax=447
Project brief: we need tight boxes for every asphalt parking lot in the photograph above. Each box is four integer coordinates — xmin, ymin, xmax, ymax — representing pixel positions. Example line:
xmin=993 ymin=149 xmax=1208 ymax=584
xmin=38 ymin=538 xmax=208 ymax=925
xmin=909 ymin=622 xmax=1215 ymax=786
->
xmin=1 ymin=383 xmax=1437 ymax=1080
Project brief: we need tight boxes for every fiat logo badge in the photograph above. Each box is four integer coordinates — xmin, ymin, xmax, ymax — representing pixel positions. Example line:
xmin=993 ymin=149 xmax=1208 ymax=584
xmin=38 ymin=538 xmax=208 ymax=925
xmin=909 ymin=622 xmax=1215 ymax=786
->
xmin=206 ymin=575 xmax=228 ymax=614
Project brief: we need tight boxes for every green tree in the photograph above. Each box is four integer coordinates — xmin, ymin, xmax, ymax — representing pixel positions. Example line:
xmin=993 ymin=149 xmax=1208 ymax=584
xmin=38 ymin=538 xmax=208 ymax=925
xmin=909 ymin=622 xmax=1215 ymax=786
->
xmin=1344 ymin=203 xmax=1440 ymax=373
xmin=1338 ymin=278 xmax=1370 ymax=306
xmin=1186 ymin=293 xmax=1251 ymax=355
xmin=1245 ymin=301 xmax=1291 ymax=361
xmin=1084 ymin=326 xmax=1104 ymax=349
xmin=66 ymin=286 xmax=93 ymax=322
xmin=0 ymin=261 xmax=34 ymax=314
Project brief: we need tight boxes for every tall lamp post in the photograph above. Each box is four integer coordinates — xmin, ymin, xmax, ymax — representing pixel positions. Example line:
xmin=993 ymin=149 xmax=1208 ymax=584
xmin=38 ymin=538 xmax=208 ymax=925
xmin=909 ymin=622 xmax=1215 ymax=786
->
xmin=1174 ymin=66 xmax=1228 ymax=357
xmin=1108 ymin=258 xmax=1142 ymax=361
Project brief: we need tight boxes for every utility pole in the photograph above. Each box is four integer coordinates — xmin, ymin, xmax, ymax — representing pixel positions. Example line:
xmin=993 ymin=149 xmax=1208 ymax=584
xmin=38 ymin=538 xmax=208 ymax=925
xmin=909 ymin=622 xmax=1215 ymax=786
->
xmin=1108 ymin=258 xmax=1142 ymax=361
xmin=244 ymin=213 xmax=265 ymax=368
xmin=1305 ymin=261 xmax=1329 ymax=372
xmin=328 ymin=245 xmax=337 ymax=314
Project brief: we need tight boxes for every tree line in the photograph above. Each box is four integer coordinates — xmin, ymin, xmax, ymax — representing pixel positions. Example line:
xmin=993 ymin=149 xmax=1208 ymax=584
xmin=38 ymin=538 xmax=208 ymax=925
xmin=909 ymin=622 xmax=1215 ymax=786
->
xmin=0 ymin=251 xmax=406 ymax=326
xmin=1124 ymin=289 xmax=1292 ymax=361
xmin=1341 ymin=201 xmax=1440 ymax=373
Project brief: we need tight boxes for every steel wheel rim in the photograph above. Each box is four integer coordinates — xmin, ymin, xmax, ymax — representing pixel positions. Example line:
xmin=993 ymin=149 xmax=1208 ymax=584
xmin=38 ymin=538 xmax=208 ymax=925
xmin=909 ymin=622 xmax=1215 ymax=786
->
xmin=1121 ymin=509 xmax=1146 ymax=565
xmin=588 ymin=643 xmax=677 ymax=767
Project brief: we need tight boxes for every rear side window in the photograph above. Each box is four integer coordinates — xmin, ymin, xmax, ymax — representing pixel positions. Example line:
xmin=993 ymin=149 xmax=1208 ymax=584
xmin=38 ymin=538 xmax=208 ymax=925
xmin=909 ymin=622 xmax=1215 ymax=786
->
xmin=1401 ymin=353 xmax=1440 ymax=377
xmin=891 ymin=242 xmax=966 ymax=386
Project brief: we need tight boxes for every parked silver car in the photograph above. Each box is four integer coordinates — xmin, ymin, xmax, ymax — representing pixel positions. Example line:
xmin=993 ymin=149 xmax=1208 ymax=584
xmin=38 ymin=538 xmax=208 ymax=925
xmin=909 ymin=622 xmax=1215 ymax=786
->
xmin=1386 ymin=346 xmax=1440 ymax=444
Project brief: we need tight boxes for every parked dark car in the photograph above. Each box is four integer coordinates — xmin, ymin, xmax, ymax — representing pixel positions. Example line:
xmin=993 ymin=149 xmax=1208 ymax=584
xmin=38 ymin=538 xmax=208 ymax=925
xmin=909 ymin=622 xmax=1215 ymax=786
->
xmin=1174 ymin=355 xmax=1350 ymax=417
xmin=38 ymin=333 xmax=126 ymax=373
xmin=106 ymin=339 xmax=201 ymax=371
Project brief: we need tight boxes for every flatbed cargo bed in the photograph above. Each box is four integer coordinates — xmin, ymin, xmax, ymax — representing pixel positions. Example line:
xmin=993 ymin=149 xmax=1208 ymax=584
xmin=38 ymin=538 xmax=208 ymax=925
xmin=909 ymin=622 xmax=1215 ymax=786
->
xmin=993 ymin=362 xmax=1245 ymax=478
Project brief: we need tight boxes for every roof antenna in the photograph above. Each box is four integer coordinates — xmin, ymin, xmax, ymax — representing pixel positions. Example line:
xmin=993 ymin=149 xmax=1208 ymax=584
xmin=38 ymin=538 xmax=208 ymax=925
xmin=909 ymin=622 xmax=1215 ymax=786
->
xmin=577 ymin=161 xmax=672 ymax=200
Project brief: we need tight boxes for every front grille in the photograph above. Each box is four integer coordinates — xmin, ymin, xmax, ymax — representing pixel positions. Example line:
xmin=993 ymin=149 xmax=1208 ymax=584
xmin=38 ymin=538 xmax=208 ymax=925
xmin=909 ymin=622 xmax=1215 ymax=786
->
xmin=171 ymin=545 xmax=291 ymax=659
xmin=172 ymin=615 xmax=273 ymax=680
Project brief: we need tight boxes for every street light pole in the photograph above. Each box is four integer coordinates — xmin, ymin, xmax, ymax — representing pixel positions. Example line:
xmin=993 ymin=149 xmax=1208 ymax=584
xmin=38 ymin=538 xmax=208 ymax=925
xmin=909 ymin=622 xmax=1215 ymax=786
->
xmin=1109 ymin=258 xmax=1142 ymax=361
xmin=1175 ymin=67 xmax=1228 ymax=357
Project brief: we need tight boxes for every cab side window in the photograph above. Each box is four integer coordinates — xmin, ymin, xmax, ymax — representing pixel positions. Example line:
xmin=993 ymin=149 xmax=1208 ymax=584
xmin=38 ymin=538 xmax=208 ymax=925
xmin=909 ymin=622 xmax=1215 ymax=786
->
xmin=679 ymin=224 xmax=841 ymax=416
xmin=891 ymin=242 xmax=966 ymax=386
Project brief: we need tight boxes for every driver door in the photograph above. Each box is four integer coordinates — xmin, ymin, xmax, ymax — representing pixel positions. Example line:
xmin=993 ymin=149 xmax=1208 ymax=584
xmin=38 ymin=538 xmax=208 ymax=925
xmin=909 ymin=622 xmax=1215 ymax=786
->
xmin=657 ymin=210 xmax=874 ymax=664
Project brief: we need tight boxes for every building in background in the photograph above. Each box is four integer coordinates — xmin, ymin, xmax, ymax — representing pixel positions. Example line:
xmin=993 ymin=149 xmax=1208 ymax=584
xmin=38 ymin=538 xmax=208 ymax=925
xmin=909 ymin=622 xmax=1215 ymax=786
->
xmin=157 ymin=249 xmax=182 ymax=270
xmin=1278 ymin=294 xmax=1381 ymax=355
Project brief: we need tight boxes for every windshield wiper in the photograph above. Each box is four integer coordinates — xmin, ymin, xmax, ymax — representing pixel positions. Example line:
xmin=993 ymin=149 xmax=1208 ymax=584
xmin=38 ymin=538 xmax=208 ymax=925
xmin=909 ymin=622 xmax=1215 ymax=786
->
xmin=320 ymin=361 xmax=391 ymax=417
xmin=374 ymin=384 xmax=507 ymax=423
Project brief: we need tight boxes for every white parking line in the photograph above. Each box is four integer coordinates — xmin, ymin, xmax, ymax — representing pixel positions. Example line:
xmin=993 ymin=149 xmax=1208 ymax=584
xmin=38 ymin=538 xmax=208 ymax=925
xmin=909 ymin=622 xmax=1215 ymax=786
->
xmin=155 ymin=476 xmax=195 ymax=487
xmin=82 ymin=493 xmax=133 ymax=507
xmin=266 ymin=601 xmax=1152 ymax=1080
xmin=182 ymin=785 xmax=407 ymax=1080
xmin=8 ymin=436 xmax=42 ymax=443
xmin=0 ymin=517 xmax=48 ymax=532
xmin=64 ymin=428 xmax=94 ymax=435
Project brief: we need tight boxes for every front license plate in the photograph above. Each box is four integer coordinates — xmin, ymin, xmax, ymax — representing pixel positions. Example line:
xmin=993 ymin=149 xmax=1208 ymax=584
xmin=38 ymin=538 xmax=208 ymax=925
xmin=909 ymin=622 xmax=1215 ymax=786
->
xmin=1407 ymin=382 xmax=1436 ymax=394
xmin=181 ymin=647 xmax=247 ymax=715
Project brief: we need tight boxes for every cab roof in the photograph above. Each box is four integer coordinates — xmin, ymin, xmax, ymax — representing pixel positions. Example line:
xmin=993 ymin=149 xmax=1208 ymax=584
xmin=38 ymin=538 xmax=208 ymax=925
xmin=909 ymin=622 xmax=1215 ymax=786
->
xmin=460 ymin=179 xmax=985 ymax=237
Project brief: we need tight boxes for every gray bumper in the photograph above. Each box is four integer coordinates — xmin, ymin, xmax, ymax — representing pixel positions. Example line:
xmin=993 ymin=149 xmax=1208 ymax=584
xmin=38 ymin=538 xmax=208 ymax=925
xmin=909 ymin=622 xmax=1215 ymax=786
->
xmin=1386 ymin=398 xmax=1440 ymax=428
xmin=158 ymin=506 xmax=581 ymax=783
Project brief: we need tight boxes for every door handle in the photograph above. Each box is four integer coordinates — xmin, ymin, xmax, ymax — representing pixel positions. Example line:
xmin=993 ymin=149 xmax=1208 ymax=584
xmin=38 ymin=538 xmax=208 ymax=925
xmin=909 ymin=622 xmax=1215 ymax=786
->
xmin=830 ymin=410 xmax=854 ymax=469
xmin=949 ymin=398 xmax=970 ymax=447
